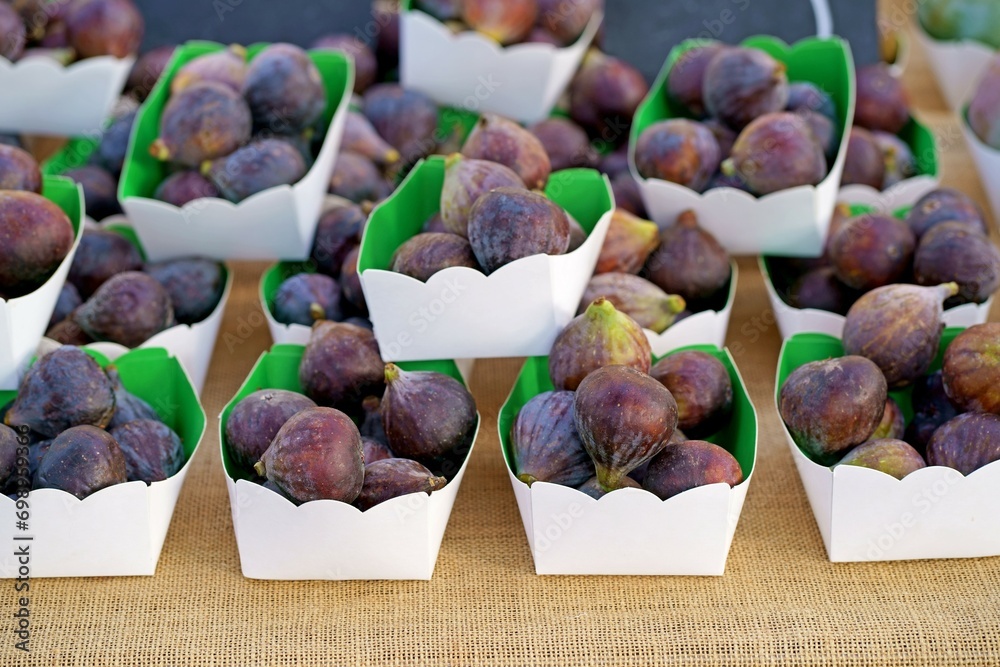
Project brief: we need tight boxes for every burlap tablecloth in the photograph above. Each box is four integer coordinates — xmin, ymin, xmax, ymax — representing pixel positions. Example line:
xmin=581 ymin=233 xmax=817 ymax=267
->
xmin=7 ymin=7 xmax=1000 ymax=666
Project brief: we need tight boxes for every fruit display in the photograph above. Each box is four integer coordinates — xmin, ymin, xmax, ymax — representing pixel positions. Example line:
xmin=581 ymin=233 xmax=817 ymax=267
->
xmin=0 ymin=188 xmax=75 ymax=301
xmin=968 ymin=55 xmax=1000 ymax=150
xmin=918 ymin=0 xmax=1000 ymax=49
xmin=410 ymin=0 xmax=599 ymax=47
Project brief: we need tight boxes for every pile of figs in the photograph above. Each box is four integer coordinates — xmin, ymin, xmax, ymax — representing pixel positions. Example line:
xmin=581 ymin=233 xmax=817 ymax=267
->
xmin=0 ymin=0 xmax=143 ymax=65
xmin=511 ymin=297 xmax=742 ymax=500
xmin=45 ymin=227 xmax=226 ymax=347
xmin=148 ymin=43 xmax=328 ymax=204
xmin=225 ymin=321 xmax=478 ymax=509
xmin=412 ymin=0 xmax=600 ymax=47
xmin=636 ymin=42 xmax=835 ymax=196
xmin=918 ymin=0 xmax=1000 ymax=49
xmin=1 ymin=346 xmax=186 ymax=499
xmin=770 ymin=188 xmax=1000 ymax=316
xmin=58 ymin=107 xmax=138 ymax=221
xmin=968 ymin=54 xmax=1000 ymax=151
xmin=780 ymin=290 xmax=1000 ymax=478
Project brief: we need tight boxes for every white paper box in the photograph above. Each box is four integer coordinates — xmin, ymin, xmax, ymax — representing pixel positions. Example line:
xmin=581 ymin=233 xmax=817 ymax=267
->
xmin=916 ymin=28 xmax=995 ymax=111
xmin=0 ymin=55 xmax=133 ymax=135
xmin=837 ymin=174 xmax=939 ymax=212
xmin=962 ymin=118 xmax=1000 ymax=225
xmin=400 ymin=8 xmax=600 ymax=124
xmin=645 ymin=262 xmax=737 ymax=357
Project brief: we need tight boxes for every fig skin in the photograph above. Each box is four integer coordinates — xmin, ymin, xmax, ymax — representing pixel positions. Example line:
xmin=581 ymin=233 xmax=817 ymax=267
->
xmin=461 ymin=113 xmax=552 ymax=189
xmin=391 ymin=233 xmax=481 ymax=281
xmin=34 ymin=425 xmax=127 ymax=499
xmin=528 ymin=117 xmax=598 ymax=172
xmin=635 ymin=119 xmax=721 ymax=193
xmin=359 ymin=395 xmax=388 ymax=445
xmin=106 ymin=367 xmax=160 ymax=430
xmin=144 ymin=257 xmax=225 ymax=325
xmin=537 ymin=0 xmax=599 ymax=43
xmin=644 ymin=210 xmax=731 ymax=307
xmin=310 ymin=204 xmax=366 ymax=278
xmin=667 ymin=43 xmax=725 ymax=118
xmin=723 ymin=112 xmax=827 ymax=195
xmin=549 ymin=297 xmax=652 ymax=391
xmin=914 ymin=222 xmax=1000 ymax=306
xmin=0 ymin=3 xmax=26 ymax=60
xmin=64 ymin=0 xmax=143 ymax=59
xmin=566 ymin=213 xmax=587 ymax=252
xmin=650 ymin=351 xmax=733 ymax=436
xmin=110 ymin=419 xmax=185 ymax=483
xmin=362 ymin=84 xmax=439 ymax=165
xmin=703 ymin=118 xmax=737 ymax=159
xmin=829 ymin=213 xmax=916 ymax=291
xmin=362 ymin=437 xmax=394 ymax=464
xmin=574 ymin=365 xmax=679 ymax=492
xmin=905 ymin=188 xmax=987 ymax=239
xmin=779 ymin=356 xmax=888 ymax=464
xmin=642 ymin=440 xmax=743 ymax=500
xmin=74 ymin=272 xmax=174 ymax=348
xmin=0 ymin=191 xmax=75 ymax=299
xmin=381 ymin=364 xmax=478 ymax=469
xmin=577 ymin=475 xmax=641 ymax=499
xmin=787 ymin=267 xmax=860 ymax=316
xmin=354 ymin=458 xmax=447 ymax=511
xmin=154 ymin=171 xmax=221 ymax=207
xmin=873 ymin=130 xmax=917 ymax=189
xmin=327 ymin=151 xmax=390 ymax=205
xmin=92 ymin=109 xmax=136 ymax=176
xmin=299 ymin=321 xmax=385 ymax=419
xmin=63 ymin=165 xmax=122 ymax=221
xmin=570 ymin=50 xmax=649 ymax=139
xmin=969 ymin=57 xmax=1000 ymax=149
xmin=926 ymin=413 xmax=1000 ymax=475
xmin=255 ymin=407 xmax=364 ymax=504
xmin=273 ymin=273 xmax=342 ymax=326
xmin=872 ymin=398 xmax=906 ymax=441
xmin=786 ymin=81 xmax=837 ymax=121
xmin=942 ymin=323 xmax=1000 ymax=415
xmin=242 ymin=43 xmax=326 ymax=132
xmin=854 ymin=63 xmax=910 ymax=134
xmin=48 ymin=283 xmax=83 ymax=330
xmin=225 ymin=389 xmax=317 ymax=471
xmin=798 ymin=109 xmax=838 ymax=162
xmin=171 ymin=45 xmax=246 ymax=94
xmin=439 ymin=155 xmax=526 ymax=237
xmin=150 ymin=82 xmax=252 ymax=167
xmin=580 ymin=273 xmax=685 ymax=334
xmin=461 ymin=0 xmax=537 ymax=44
xmin=0 ymin=425 xmax=17 ymax=485
xmin=67 ymin=229 xmax=143 ymax=299
xmin=312 ymin=35 xmax=378 ymax=94
xmin=703 ymin=47 xmax=790 ymax=129
xmin=906 ymin=371 xmax=959 ymax=454
xmin=126 ymin=45 xmax=175 ymax=102
xmin=467 ymin=187 xmax=570 ymax=274
xmin=836 ymin=439 xmax=926 ymax=480
xmin=45 ymin=319 xmax=93 ymax=346
xmin=841 ymin=127 xmax=886 ymax=189
xmin=342 ymin=111 xmax=400 ymax=166
xmin=610 ymin=172 xmax=648 ymax=218
xmin=339 ymin=246 xmax=367 ymax=314
xmin=0 ymin=144 xmax=41 ymax=193
xmin=511 ymin=390 xmax=593 ymax=488
xmin=205 ymin=138 xmax=308 ymax=203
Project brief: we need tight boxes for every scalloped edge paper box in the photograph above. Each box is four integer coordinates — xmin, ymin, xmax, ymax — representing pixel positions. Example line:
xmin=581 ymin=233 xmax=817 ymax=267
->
xmin=644 ymin=262 xmax=737 ymax=357
xmin=498 ymin=346 xmax=758 ymax=575
xmin=358 ymin=156 xmax=613 ymax=360
xmin=222 ymin=345 xmax=478 ymax=580
xmin=119 ymin=41 xmax=352 ymax=261
xmin=962 ymin=111 xmax=1000 ymax=226
xmin=916 ymin=27 xmax=995 ymax=111
xmin=0 ymin=347 xmax=206 ymax=577
xmin=777 ymin=330 xmax=1000 ymax=562
xmin=629 ymin=36 xmax=855 ymax=257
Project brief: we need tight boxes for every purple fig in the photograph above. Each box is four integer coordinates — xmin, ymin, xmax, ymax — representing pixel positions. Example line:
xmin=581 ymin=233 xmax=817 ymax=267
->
xmin=642 ymin=440 xmax=743 ymax=500
xmin=836 ymin=439 xmax=926 ymax=479
xmin=580 ymin=273 xmax=685 ymax=334
xmin=171 ymin=45 xmax=246 ymax=94
xmin=829 ymin=213 xmax=916 ymax=291
xmin=723 ymin=112 xmax=827 ymax=195
xmin=354 ymin=458 xmax=447 ymax=510
xmin=67 ymin=228 xmax=142 ymax=299
xmin=598 ymin=145 xmax=630 ymax=178
xmin=106 ymin=367 xmax=159 ymax=430
xmin=906 ymin=371 xmax=958 ymax=453
xmin=243 ymin=43 xmax=325 ymax=132
xmin=299 ymin=321 xmax=384 ymax=419
xmin=914 ymin=222 xmax=1000 ymax=305
xmin=650 ymin=350 xmax=732 ymax=436
xmin=854 ymin=63 xmax=909 ymax=134
xmin=126 ymin=45 xmax=175 ymax=102
xmin=63 ymin=165 xmax=122 ymax=221
xmin=439 ymin=155 xmax=525 ymax=237
xmin=927 ymin=413 xmax=1000 ymax=475
xmin=905 ymin=187 xmax=988 ymax=239
xmin=467 ymin=188 xmax=570 ymax=274
xmin=312 ymin=34 xmax=377 ymax=93
xmin=943 ymin=323 xmax=1000 ymax=415
xmin=273 ymin=273 xmax=342 ymax=326
xmin=667 ymin=42 xmax=725 ymax=117
xmin=74 ymin=272 xmax=174 ymax=347
xmin=422 ymin=212 xmax=448 ymax=234
xmin=634 ymin=119 xmax=721 ymax=192
xmin=536 ymin=0 xmax=598 ymax=43
xmin=34 ymin=425 xmax=126 ymax=499
xmin=873 ymin=131 xmax=917 ymax=188
xmin=703 ymin=47 xmax=790 ymax=129
xmin=64 ymin=0 xmax=143 ymax=59
xmin=798 ymin=109 xmax=838 ymax=162
xmin=310 ymin=204 xmax=366 ymax=278
xmin=644 ymin=210 xmax=731 ymax=306
xmin=225 ymin=389 xmax=317 ymax=470
xmin=391 ymin=232 xmax=480 ymax=281
xmin=629 ymin=428 xmax=687 ymax=484
xmin=703 ymin=118 xmax=736 ymax=158
xmin=359 ymin=395 xmax=388 ymax=445
xmin=45 ymin=319 xmax=93 ymax=346
xmin=577 ymin=474 xmax=641 ymax=499
xmin=610 ymin=173 xmax=648 ymax=218
xmin=786 ymin=81 xmax=837 ymax=121
xmin=0 ymin=3 xmax=26 ymax=60
xmin=461 ymin=0 xmax=537 ymax=44
xmin=969 ymin=57 xmax=1000 ymax=149
xmin=362 ymin=84 xmax=439 ymax=164
xmin=154 ymin=171 xmax=221 ymax=207
xmin=362 ymin=437 xmax=394 ymax=464
xmin=0 ymin=191 xmax=74 ymax=298
xmin=149 ymin=82 xmax=252 ymax=167
xmin=339 ymin=245 xmax=367 ymax=314
xmin=842 ymin=127 xmax=886 ymax=189
xmin=566 ymin=213 xmax=587 ymax=251
xmin=872 ymin=397 xmax=906 ymax=441
xmin=342 ymin=111 xmax=400 ymax=166
xmin=0 ymin=425 xmax=17 ymax=484
xmin=528 ymin=117 xmax=598 ymax=172
xmin=462 ymin=113 xmax=551 ymax=189
xmin=511 ymin=390 xmax=592 ymax=487
xmin=570 ymin=50 xmax=648 ymax=139
xmin=48 ymin=283 xmax=82 ymax=330
xmin=787 ymin=267 xmax=860 ymax=315
xmin=110 ymin=419 xmax=184 ymax=483
xmin=94 ymin=109 xmax=137 ymax=176
xmin=205 ymin=138 xmax=307 ymax=203
xmin=0 ymin=144 xmax=41 ymax=193
xmin=144 ymin=257 xmax=225 ymax=325
xmin=327 ymin=151 xmax=390 ymax=204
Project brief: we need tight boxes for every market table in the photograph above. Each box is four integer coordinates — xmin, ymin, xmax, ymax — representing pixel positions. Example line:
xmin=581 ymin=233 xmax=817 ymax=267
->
xmin=7 ymin=7 xmax=1000 ymax=667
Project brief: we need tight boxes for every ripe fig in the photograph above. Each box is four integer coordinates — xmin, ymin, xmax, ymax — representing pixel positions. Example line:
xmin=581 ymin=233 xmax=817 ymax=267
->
xmin=511 ymin=390 xmax=592 ymax=487
xmin=144 ymin=257 xmax=225 ymax=325
xmin=93 ymin=109 xmax=137 ymax=176
xmin=68 ymin=228 xmax=143 ymax=299
xmin=927 ymin=413 xmax=1000 ymax=474
xmin=126 ymin=45 xmax=175 ymax=102
xmin=644 ymin=210 xmax=731 ymax=306
xmin=786 ymin=81 xmax=837 ymax=121
xmin=34 ymin=425 xmax=126 ymax=499
xmin=914 ymin=222 xmax=1000 ymax=305
xmin=74 ymin=272 xmax=174 ymax=347
xmin=906 ymin=371 xmax=958 ymax=453
xmin=154 ymin=171 xmax=221 ymax=207
xmin=423 ymin=212 xmax=447 ymax=234
xmin=0 ymin=3 xmax=26 ymax=60
xmin=225 ymin=389 xmax=317 ymax=470
xmin=461 ymin=0 xmax=536 ymax=44
xmin=570 ymin=50 xmax=649 ymax=138
xmin=310 ymin=204 xmax=366 ymax=278
xmin=574 ymin=365 xmax=678 ymax=491
xmin=580 ymin=273 xmax=685 ymax=334
xmin=354 ymin=458 xmax=447 ymax=510
xmin=0 ymin=424 xmax=16 ymax=485
xmin=27 ymin=440 xmax=51 ymax=482
xmin=359 ymin=395 xmax=387 ymax=445
xmin=171 ymin=45 xmax=246 ymax=94
xmin=942 ymin=323 xmax=1000 ymax=414
xmin=787 ymin=267 xmax=859 ymax=315
xmin=779 ymin=356 xmax=888 ymax=464
xmin=854 ymin=63 xmax=909 ymax=134
xmin=843 ymin=283 xmax=958 ymax=388
xmin=110 ymin=419 xmax=184 ymax=483
xmin=299 ymin=321 xmax=384 ymax=418
xmin=273 ymin=273 xmax=342 ymax=326
xmin=381 ymin=364 xmax=478 ymax=469
xmin=467 ymin=188 xmax=570 ymax=274
xmin=650 ymin=350 xmax=732 ymax=436
xmin=841 ymin=127 xmax=886 ymax=189
xmin=634 ymin=119 xmax=721 ymax=192
xmin=362 ymin=84 xmax=439 ymax=164
xmin=969 ymin=57 xmax=1000 ymax=148
xmin=703 ymin=47 xmax=789 ymax=129
xmin=905 ymin=187 xmax=987 ymax=239
xmin=255 ymin=407 xmax=364 ymax=504
xmin=703 ymin=118 xmax=737 ymax=158
xmin=566 ymin=213 xmax=587 ymax=251
xmin=48 ymin=283 xmax=82 ymax=330
xmin=150 ymin=82 xmax=252 ymax=167
xmin=642 ymin=440 xmax=743 ymax=500
xmin=872 ymin=397 xmax=906 ymax=441
xmin=577 ymin=475 xmax=641 ymax=499
xmin=723 ymin=112 xmax=826 ymax=195
xmin=798 ymin=109 xmax=838 ymax=162
xmin=836 ymin=439 xmax=926 ymax=479
xmin=46 ymin=319 xmax=93 ymax=346
xmin=242 ymin=43 xmax=325 ymax=132
xmin=598 ymin=145 xmax=630 ymax=178
xmin=439 ymin=155 xmax=525 ymax=236
xmin=106 ymin=366 xmax=159 ymax=430
xmin=0 ymin=191 xmax=74 ymax=298
xmin=610 ymin=172 xmax=648 ymax=217
xmin=462 ymin=114 xmax=551 ymax=189
xmin=64 ymin=0 xmax=143 ymax=59
xmin=326 ymin=151 xmax=390 ymax=205
xmin=342 ymin=111 xmax=400 ymax=166
xmin=829 ymin=213 xmax=915 ymax=291
xmin=391 ymin=232 xmax=480 ymax=281
xmin=205 ymin=138 xmax=307 ymax=203
xmin=667 ymin=43 xmax=725 ymax=117
xmin=873 ymin=131 xmax=917 ymax=189
xmin=312 ymin=34 xmax=378 ymax=94
xmin=362 ymin=437 xmax=394 ymax=464
xmin=537 ymin=0 xmax=598 ymax=43
xmin=63 ymin=165 xmax=122 ymax=221
xmin=339 ymin=246 xmax=367 ymax=314
xmin=528 ymin=117 xmax=598 ymax=172
xmin=0 ymin=144 xmax=41 ymax=193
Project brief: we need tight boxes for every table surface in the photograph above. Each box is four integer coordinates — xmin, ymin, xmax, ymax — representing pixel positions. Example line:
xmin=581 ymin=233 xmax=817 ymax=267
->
xmin=8 ymin=5 xmax=1000 ymax=666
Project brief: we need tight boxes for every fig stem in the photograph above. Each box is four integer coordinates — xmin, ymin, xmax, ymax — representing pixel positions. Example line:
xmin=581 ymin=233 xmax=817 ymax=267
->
xmin=720 ymin=159 xmax=736 ymax=177
xmin=384 ymin=363 xmax=401 ymax=384
xmin=664 ymin=294 xmax=686 ymax=315
xmin=149 ymin=139 xmax=172 ymax=162
xmin=594 ymin=463 xmax=624 ymax=493
xmin=308 ymin=302 xmax=325 ymax=322
xmin=444 ymin=153 xmax=463 ymax=170
xmin=516 ymin=473 xmax=538 ymax=487
xmin=427 ymin=476 xmax=448 ymax=492
xmin=384 ymin=148 xmax=401 ymax=165
xmin=253 ymin=461 xmax=266 ymax=477
xmin=938 ymin=282 xmax=960 ymax=300
xmin=676 ymin=209 xmax=699 ymax=229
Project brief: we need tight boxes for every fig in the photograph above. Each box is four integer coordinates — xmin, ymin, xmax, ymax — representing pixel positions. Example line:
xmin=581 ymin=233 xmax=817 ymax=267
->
xmin=942 ymin=323 xmax=1000 ymax=414
xmin=798 ymin=109 xmax=838 ymax=162
xmin=703 ymin=47 xmax=790 ymax=129
xmin=255 ymin=406 xmax=364 ymax=504
xmin=27 ymin=440 xmax=51 ymax=482
xmin=628 ymin=428 xmax=687 ymax=485
xmin=312 ymin=33 xmax=377 ymax=93
xmin=362 ymin=84 xmax=439 ymax=164
xmin=93 ymin=109 xmax=137 ymax=176
xmin=172 ymin=45 xmax=246 ymax=94
xmin=34 ymin=426 xmax=126 ymax=499
xmin=577 ymin=474 xmax=641 ymax=499
xmin=462 ymin=114 xmax=551 ymax=189
xmin=106 ymin=366 xmax=159 ymax=430
xmin=342 ymin=111 xmax=400 ymax=166
xmin=154 ymin=171 xmax=221 ymax=207
xmin=872 ymin=397 xmax=906 ymax=440
xmin=644 ymin=210 xmax=731 ymax=307
xmin=149 ymin=82 xmax=252 ymax=167
xmin=969 ymin=57 xmax=1000 ymax=148
xmin=110 ymin=419 xmax=184 ymax=483
xmin=0 ymin=191 xmax=75 ymax=298
xmin=598 ymin=145 xmax=630 ymax=178
xmin=299 ymin=321 xmax=384 ymax=418
xmin=787 ymin=267 xmax=859 ymax=315
xmin=905 ymin=187 xmax=987 ymax=239
xmin=63 ymin=165 xmax=122 ymax=221
xmin=705 ymin=171 xmax=750 ymax=192
xmin=310 ymin=203 xmax=366 ymax=278
xmin=467 ymin=187 xmax=570 ymax=274
xmin=566 ymin=213 xmax=587 ymax=251
xmin=667 ymin=43 xmax=725 ymax=117
xmin=362 ymin=437 xmax=394 ymax=465
xmin=74 ymin=272 xmax=174 ymax=347
xmin=511 ymin=390 xmax=592 ymax=487
xmin=242 ymin=43 xmax=325 ymax=132
xmin=786 ymin=81 xmax=837 ymax=121
xmin=439 ymin=155 xmax=526 ymax=236
xmin=528 ymin=117 xmax=598 ymax=172
xmin=537 ymin=0 xmax=598 ymax=43
xmin=273 ymin=273 xmax=342 ymax=326
xmin=68 ymin=228 xmax=143 ymax=299
xmin=779 ymin=356 xmax=888 ymax=464
xmin=126 ymin=45 xmax=175 ymax=102
xmin=829 ymin=213 xmax=916 ymax=291
xmin=841 ymin=127 xmax=886 ymax=189
xmin=570 ymin=50 xmax=648 ymax=139
xmin=422 ymin=212 xmax=448 ymax=234
xmin=144 ymin=257 xmax=225 ymax=325
xmin=650 ymin=351 xmax=732 ymax=436
xmin=927 ymin=413 xmax=1000 ymax=474
xmin=381 ymin=364 xmax=477 ymax=469
xmin=0 ymin=3 xmax=26 ymax=60
xmin=64 ymin=0 xmax=143 ymax=59
xmin=461 ymin=0 xmax=537 ymax=44
xmin=843 ymin=283 xmax=958 ymax=388
xmin=634 ymin=119 xmax=721 ymax=192
xmin=0 ymin=424 xmax=17 ymax=485
xmin=0 ymin=144 xmax=41 ymax=193
xmin=723 ymin=112 xmax=826 ymax=195
xmin=339 ymin=246 xmax=367 ymax=314
xmin=46 ymin=319 xmax=93 ymax=346
xmin=205 ymin=138 xmax=308 ymax=203
xmin=703 ymin=118 xmax=737 ymax=158
xmin=574 ymin=365 xmax=678 ymax=491
xmin=873 ymin=131 xmax=917 ymax=189
xmin=549 ymin=297 xmax=651 ymax=391
xmin=48 ymin=283 xmax=82 ymax=330
xmin=854 ymin=63 xmax=909 ymax=134
xmin=326 ymin=151 xmax=390 ymax=204
xmin=391 ymin=232 xmax=480 ymax=281
xmin=914 ymin=222 xmax=1000 ymax=305
xmin=225 ymin=389 xmax=317 ymax=470
xmin=354 ymin=458 xmax=447 ymax=510
xmin=610 ymin=173 xmax=648 ymax=218
xmin=836 ymin=439 xmax=926 ymax=479
xmin=906 ymin=371 xmax=958 ymax=453
xmin=643 ymin=440 xmax=742 ymax=500
xmin=580 ymin=273 xmax=685 ymax=334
